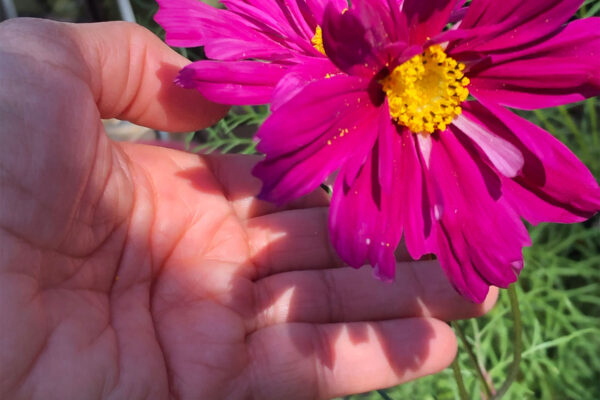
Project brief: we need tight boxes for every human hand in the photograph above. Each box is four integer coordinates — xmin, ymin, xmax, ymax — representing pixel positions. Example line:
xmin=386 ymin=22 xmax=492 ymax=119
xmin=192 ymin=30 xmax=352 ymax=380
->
xmin=0 ymin=19 xmax=496 ymax=400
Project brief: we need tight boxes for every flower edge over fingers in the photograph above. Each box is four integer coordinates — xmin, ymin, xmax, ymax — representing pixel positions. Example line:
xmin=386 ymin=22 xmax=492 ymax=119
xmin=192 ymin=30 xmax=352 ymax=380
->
xmin=160 ymin=0 xmax=600 ymax=302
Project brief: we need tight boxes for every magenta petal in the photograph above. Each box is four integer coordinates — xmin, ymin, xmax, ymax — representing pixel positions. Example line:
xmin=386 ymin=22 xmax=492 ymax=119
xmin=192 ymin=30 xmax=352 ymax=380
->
xmin=467 ymin=18 xmax=600 ymax=109
xmin=477 ymin=102 xmax=600 ymax=224
xmin=223 ymin=0 xmax=311 ymax=41
xmin=252 ymin=75 xmax=380 ymax=204
xmin=155 ymin=0 xmax=238 ymax=47
xmin=428 ymin=133 xmax=531 ymax=302
xmin=156 ymin=0 xmax=303 ymax=61
xmin=256 ymin=75 xmax=371 ymax=156
xmin=271 ymin=57 xmax=340 ymax=111
xmin=221 ymin=0 xmax=321 ymax=55
xmin=452 ymin=113 xmax=524 ymax=178
xmin=203 ymin=39 xmax=294 ymax=62
xmin=376 ymin=103 xmax=397 ymax=194
xmin=329 ymin=147 xmax=402 ymax=280
xmin=176 ymin=61 xmax=287 ymax=105
xmin=302 ymin=0 xmax=352 ymax=25
xmin=452 ymin=0 xmax=583 ymax=53
xmin=322 ymin=0 xmax=400 ymax=77
xmin=376 ymin=109 xmax=436 ymax=260
xmin=401 ymin=0 xmax=456 ymax=44
xmin=401 ymin=132 xmax=437 ymax=259
xmin=156 ymin=0 xmax=283 ymax=55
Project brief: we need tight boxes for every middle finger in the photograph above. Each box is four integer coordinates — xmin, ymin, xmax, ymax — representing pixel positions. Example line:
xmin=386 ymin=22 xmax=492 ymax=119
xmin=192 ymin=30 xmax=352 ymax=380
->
xmin=249 ymin=260 xmax=497 ymax=331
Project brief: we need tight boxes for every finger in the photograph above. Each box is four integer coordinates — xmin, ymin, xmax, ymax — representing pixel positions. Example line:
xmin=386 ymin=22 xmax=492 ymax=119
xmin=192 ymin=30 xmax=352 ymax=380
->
xmin=205 ymin=154 xmax=331 ymax=219
xmin=247 ymin=318 xmax=457 ymax=399
xmin=246 ymin=207 xmax=344 ymax=278
xmin=1 ymin=18 xmax=227 ymax=132
xmin=251 ymin=260 xmax=497 ymax=329
xmin=245 ymin=206 xmax=425 ymax=278
xmin=77 ymin=21 xmax=229 ymax=131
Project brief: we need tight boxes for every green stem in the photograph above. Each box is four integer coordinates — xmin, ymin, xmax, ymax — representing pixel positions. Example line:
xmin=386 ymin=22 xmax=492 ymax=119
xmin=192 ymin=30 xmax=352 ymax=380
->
xmin=452 ymin=357 xmax=470 ymax=400
xmin=452 ymin=321 xmax=493 ymax=398
xmin=490 ymin=284 xmax=523 ymax=400
xmin=376 ymin=389 xmax=394 ymax=400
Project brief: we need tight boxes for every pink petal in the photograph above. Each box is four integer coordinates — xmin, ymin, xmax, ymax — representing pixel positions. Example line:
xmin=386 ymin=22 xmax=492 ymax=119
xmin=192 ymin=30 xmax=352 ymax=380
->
xmin=176 ymin=61 xmax=287 ymax=105
xmin=329 ymin=146 xmax=402 ymax=279
xmin=221 ymin=0 xmax=318 ymax=55
xmin=253 ymin=75 xmax=380 ymax=204
xmin=452 ymin=112 xmax=524 ymax=178
xmin=271 ymin=57 xmax=340 ymax=111
xmin=302 ymin=0 xmax=352 ymax=25
xmin=479 ymin=102 xmax=600 ymax=224
xmin=451 ymin=0 xmax=583 ymax=54
xmin=376 ymin=103 xmax=397 ymax=194
xmin=223 ymin=0 xmax=311 ymax=39
xmin=401 ymin=0 xmax=457 ymax=44
xmin=427 ymin=132 xmax=531 ymax=302
xmin=402 ymin=132 xmax=437 ymax=259
xmin=155 ymin=0 xmax=298 ymax=60
xmin=467 ymin=18 xmax=600 ymax=109
xmin=321 ymin=0 xmax=403 ymax=77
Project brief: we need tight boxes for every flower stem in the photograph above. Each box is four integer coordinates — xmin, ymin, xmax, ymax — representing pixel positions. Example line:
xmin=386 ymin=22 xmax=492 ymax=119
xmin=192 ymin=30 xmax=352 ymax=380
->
xmin=490 ymin=284 xmax=522 ymax=400
xmin=451 ymin=321 xmax=493 ymax=398
xmin=452 ymin=356 xmax=469 ymax=400
xmin=376 ymin=389 xmax=394 ymax=400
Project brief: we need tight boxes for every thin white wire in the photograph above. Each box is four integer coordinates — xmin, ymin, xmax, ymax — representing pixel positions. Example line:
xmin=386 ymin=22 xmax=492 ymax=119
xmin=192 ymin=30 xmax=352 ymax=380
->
xmin=116 ymin=0 xmax=136 ymax=22
xmin=1 ymin=0 xmax=17 ymax=19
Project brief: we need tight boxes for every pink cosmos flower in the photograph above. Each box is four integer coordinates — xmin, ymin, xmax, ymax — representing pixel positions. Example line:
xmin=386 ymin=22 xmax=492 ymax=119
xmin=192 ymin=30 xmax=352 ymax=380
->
xmin=156 ymin=0 xmax=600 ymax=302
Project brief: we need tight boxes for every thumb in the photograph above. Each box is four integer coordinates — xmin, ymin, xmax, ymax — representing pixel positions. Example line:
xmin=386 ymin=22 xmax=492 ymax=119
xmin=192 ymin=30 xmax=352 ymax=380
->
xmin=72 ymin=20 xmax=229 ymax=132
xmin=0 ymin=18 xmax=227 ymax=133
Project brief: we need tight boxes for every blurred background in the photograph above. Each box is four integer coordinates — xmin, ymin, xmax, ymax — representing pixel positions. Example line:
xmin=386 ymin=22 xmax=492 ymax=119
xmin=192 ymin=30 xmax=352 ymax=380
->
xmin=2 ymin=1 xmax=600 ymax=399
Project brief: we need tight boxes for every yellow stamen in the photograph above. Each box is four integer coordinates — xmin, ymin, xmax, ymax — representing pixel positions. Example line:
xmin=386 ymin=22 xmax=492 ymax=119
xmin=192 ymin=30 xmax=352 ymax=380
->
xmin=381 ymin=45 xmax=470 ymax=134
xmin=311 ymin=26 xmax=326 ymax=55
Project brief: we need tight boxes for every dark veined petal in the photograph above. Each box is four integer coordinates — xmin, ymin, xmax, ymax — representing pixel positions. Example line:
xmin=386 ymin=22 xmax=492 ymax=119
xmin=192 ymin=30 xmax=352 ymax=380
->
xmin=450 ymin=0 xmax=583 ymax=54
xmin=467 ymin=18 xmax=600 ymax=109
xmin=472 ymin=101 xmax=600 ymax=224
xmin=401 ymin=0 xmax=458 ymax=45
xmin=329 ymin=113 xmax=403 ymax=279
xmin=427 ymin=132 xmax=531 ymax=303
xmin=322 ymin=0 xmax=405 ymax=77
xmin=300 ymin=0 xmax=353 ymax=26
xmin=253 ymin=74 xmax=380 ymax=204
xmin=176 ymin=61 xmax=287 ymax=105
xmin=386 ymin=124 xmax=438 ymax=260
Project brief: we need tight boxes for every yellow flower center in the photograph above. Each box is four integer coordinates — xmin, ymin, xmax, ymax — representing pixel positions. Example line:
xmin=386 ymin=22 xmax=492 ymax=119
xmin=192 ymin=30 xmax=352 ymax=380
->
xmin=381 ymin=45 xmax=470 ymax=134
xmin=311 ymin=26 xmax=326 ymax=55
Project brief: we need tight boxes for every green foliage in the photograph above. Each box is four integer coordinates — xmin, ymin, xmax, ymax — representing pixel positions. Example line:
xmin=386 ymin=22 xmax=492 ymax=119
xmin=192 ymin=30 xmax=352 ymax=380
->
xmin=186 ymin=105 xmax=269 ymax=155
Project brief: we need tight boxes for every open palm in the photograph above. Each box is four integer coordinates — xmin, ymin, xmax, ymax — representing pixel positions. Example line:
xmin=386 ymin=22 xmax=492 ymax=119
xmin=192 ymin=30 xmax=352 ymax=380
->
xmin=0 ymin=19 xmax=495 ymax=400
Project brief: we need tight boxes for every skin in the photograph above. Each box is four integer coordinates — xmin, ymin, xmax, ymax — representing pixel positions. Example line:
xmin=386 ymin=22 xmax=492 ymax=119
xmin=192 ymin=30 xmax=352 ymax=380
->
xmin=0 ymin=19 xmax=497 ymax=400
